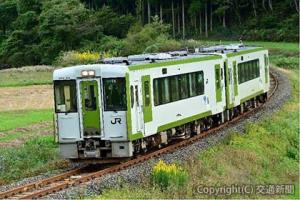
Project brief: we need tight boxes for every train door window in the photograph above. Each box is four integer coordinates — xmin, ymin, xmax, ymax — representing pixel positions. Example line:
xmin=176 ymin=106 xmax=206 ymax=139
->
xmin=84 ymin=84 xmax=97 ymax=111
xmin=130 ymin=86 xmax=134 ymax=108
xmin=144 ymin=81 xmax=150 ymax=106
xmin=54 ymin=80 xmax=77 ymax=113
xmin=135 ymin=85 xmax=139 ymax=106
xmin=170 ymin=76 xmax=179 ymax=102
xmin=215 ymin=68 xmax=221 ymax=90
xmin=179 ymin=74 xmax=189 ymax=99
xmin=196 ymin=71 xmax=204 ymax=95
xmin=161 ymin=78 xmax=170 ymax=104
xmin=189 ymin=73 xmax=197 ymax=97
xmin=103 ymin=78 xmax=127 ymax=111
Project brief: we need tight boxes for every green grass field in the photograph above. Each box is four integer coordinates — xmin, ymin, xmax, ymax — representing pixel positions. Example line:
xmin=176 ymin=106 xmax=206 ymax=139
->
xmin=0 ymin=70 xmax=53 ymax=87
xmin=0 ymin=109 xmax=53 ymax=132
xmin=0 ymin=135 xmax=68 ymax=185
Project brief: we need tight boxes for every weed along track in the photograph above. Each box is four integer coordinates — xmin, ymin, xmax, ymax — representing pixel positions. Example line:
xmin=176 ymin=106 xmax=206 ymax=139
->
xmin=0 ymin=71 xmax=278 ymax=199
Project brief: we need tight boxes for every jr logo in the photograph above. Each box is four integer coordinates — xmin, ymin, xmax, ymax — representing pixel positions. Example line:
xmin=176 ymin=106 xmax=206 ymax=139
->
xmin=111 ymin=118 xmax=122 ymax=124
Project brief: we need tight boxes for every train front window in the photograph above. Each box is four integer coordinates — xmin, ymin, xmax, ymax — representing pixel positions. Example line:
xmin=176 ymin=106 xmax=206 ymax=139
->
xmin=103 ymin=78 xmax=127 ymax=111
xmin=54 ymin=80 xmax=77 ymax=113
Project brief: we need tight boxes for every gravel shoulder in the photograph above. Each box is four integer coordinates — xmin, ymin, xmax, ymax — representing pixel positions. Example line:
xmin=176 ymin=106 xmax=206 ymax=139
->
xmin=0 ymin=67 xmax=291 ymax=198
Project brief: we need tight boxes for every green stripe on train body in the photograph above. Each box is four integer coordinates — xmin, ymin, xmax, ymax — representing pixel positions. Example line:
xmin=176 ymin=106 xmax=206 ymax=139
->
xmin=141 ymin=75 xmax=153 ymax=123
xmin=128 ymin=55 xmax=222 ymax=71
xmin=157 ymin=111 xmax=212 ymax=132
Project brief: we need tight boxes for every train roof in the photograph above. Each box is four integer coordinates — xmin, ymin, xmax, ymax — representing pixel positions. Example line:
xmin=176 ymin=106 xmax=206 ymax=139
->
xmin=53 ymin=44 xmax=265 ymax=80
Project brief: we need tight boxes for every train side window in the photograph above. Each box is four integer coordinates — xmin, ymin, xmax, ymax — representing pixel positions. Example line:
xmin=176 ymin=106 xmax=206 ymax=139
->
xmin=130 ymin=86 xmax=134 ymax=108
xmin=170 ymin=76 xmax=180 ymax=102
xmin=179 ymin=74 xmax=189 ymax=99
xmin=256 ymin=60 xmax=260 ymax=77
xmin=189 ymin=73 xmax=197 ymax=97
xmin=161 ymin=78 xmax=170 ymax=104
xmin=196 ymin=71 xmax=204 ymax=95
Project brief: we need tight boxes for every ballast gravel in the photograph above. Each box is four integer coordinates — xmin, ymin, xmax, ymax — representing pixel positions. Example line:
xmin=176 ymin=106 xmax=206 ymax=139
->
xmin=0 ymin=67 xmax=291 ymax=199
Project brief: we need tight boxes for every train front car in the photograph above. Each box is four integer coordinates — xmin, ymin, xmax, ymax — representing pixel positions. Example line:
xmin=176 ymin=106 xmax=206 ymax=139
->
xmin=53 ymin=65 xmax=131 ymax=161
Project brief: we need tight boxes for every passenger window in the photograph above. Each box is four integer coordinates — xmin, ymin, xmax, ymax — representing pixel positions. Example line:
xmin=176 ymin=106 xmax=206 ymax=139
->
xmin=170 ymin=76 xmax=179 ymax=101
xmin=161 ymin=78 xmax=170 ymax=104
xmin=179 ymin=74 xmax=189 ymax=99
xmin=103 ymin=78 xmax=126 ymax=111
xmin=153 ymin=79 xmax=160 ymax=106
xmin=189 ymin=73 xmax=197 ymax=97
xmin=84 ymin=84 xmax=97 ymax=111
xmin=196 ymin=71 xmax=204 ymax=95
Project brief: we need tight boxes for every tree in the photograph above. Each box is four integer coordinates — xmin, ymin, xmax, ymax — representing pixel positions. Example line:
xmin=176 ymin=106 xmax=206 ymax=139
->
xmin=214 ymin=0 xmax=230 ymax=28
xmin=0 ymin=0 xmax=18 ymax=34
xmin=171 ymin=0 xmax=175 ymax=38
xmin=38 ymin=0 xmax=91 ymax=63
xmin=182 ymin=0 xmax=185 ymax=39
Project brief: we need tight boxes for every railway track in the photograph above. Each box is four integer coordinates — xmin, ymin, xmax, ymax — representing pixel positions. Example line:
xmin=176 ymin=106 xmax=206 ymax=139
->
xmin=0 ymin=72 xmax=278 ymax=199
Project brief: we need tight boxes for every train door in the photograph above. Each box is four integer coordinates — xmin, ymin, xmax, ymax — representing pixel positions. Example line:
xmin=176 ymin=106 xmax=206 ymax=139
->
xmin=132 ymin=82 xmax=144 ymax=133
xmin=80 ymin=80 xmax=102 ymax=137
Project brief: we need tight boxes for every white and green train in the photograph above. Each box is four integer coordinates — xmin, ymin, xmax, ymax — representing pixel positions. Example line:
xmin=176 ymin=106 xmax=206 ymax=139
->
xmin=53 ymin=44 xmax=269 ymax=160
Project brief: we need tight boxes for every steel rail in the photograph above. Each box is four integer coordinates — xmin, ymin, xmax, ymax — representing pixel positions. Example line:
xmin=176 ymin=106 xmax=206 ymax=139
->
xmin=0 ymin=71 xmax=278 ymax=200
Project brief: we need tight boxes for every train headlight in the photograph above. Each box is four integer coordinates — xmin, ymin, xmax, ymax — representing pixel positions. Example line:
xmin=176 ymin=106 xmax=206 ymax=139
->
xmin=88 ymin=70 xmax=95 ymax=76
xmin=81 ymin=70 xmax=95 ymax=77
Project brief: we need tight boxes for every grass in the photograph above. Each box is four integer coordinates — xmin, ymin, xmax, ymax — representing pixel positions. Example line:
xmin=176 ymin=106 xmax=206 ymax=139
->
xmin=0 ymin=66 xmax=54 ymax=87
xmin=0 ymin=135 xmax=67 ymax=185
xmin=0 ymin=109 xmax=53 ymax=132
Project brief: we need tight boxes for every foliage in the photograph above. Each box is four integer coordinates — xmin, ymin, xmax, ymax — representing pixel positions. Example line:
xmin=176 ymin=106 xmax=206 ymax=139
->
xmin=54 ymin=51 xmax=100 ymax=67
xmin=0 ymin=109 xmax=53 ymax=132
xmin=122 ymin=16 xmax=175 ymax=55
xmin=151 ymin=160 xmax=188 ymax=190
xmin=0 ymin=0 xmax=298 ymax=67
xmin=0 ymin=135 xmax=67 ymax=184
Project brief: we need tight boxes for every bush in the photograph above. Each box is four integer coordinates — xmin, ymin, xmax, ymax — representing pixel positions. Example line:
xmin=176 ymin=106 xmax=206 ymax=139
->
xmin=270 ymin=56 xmax=299 ymax=69
xmin=54 ymin=51 xmax=109 ymax=67
xmin=121 ymin=16 xmax=172 ymax=55
xmin=151 ymin=160 xmax=188 ymax=190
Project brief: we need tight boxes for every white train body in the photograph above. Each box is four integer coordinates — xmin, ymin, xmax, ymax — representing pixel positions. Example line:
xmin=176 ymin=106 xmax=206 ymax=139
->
xmin=53 ymin=45 xmax=269 ymax=160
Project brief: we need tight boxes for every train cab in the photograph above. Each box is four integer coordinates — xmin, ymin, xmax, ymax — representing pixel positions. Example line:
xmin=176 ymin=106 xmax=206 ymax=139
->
xmin=53 ymin=65 xmax=132 ymax=160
